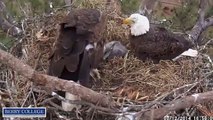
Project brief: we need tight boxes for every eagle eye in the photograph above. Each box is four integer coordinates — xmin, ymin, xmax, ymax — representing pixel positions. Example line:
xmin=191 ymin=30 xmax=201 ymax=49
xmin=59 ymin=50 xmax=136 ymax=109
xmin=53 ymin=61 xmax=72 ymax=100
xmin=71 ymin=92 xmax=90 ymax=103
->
xmin=132 ymin=17 xmax=137 ymax=22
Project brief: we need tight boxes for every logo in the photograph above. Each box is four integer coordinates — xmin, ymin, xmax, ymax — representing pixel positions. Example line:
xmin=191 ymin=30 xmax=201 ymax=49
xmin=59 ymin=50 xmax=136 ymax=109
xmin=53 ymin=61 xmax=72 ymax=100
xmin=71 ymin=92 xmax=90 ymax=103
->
xmin=2 ymin=107 xmax=46 ymax=118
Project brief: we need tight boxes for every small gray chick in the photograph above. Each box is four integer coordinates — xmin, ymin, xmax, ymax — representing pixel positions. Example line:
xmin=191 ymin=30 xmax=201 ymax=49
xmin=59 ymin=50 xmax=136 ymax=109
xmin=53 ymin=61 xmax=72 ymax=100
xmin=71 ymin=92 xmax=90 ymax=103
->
xmin=103 ymin=41 xmax=128 ymax=60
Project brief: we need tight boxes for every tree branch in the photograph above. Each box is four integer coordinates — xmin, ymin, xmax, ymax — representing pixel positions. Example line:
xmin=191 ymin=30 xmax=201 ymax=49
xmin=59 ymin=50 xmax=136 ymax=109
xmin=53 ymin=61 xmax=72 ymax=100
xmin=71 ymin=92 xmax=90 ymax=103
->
xmin=0 ymin=48 xmax=116 ymax=108
xmin=198 ymin=0 xmax=206 ymax=24
xmin=0 ymin=0 xmax=22 ymax=37
xmin=140 ymin=91 xmax=213 ymax=120
xmin=189 ymin=0 xmax=213 ymax=43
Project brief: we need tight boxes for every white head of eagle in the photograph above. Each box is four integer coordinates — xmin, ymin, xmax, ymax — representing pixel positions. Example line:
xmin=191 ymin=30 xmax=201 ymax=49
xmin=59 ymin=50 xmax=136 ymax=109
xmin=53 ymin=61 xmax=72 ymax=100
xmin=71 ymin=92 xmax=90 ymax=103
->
xmin=123 ymin=13 xmax=150 ymax=36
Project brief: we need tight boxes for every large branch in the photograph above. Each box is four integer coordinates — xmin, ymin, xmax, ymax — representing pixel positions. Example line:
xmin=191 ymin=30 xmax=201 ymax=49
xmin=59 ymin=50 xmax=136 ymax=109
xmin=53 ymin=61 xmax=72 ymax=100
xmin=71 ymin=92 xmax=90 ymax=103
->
xmin=141 ymin=91 xmax=213 ymax=120
xmin=0 ymin=48 xmax=115 ymax=108
xmin=138 ymin=0 xmax=158 ymax=16
xmin=189 ymin=0 xmax=213 ymax=43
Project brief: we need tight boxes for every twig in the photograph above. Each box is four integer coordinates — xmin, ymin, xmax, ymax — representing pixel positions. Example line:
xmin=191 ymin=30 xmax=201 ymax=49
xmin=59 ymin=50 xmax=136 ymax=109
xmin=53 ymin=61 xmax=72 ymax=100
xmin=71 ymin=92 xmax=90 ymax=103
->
xmin=155 ymin=82 xmax=199 ymax=101
xmin=140 ymin=91 xmax=213 ymax=120
xmin=20 ymin=89 xmax=32 ymax=107
xmin=31 ymin=86 xmax=37 ymax=107
xmin=203 ymin=54 xmax=213 ymax=67
xmin=200 ymin=39 xmax=213 ymax=50
xmin=173 ymin=81 xmax=200 ymax=100
xmin=39 ymin=97 xmax=56 ymax=105
xmin=48 ymin=101 xmax=64 ymax=111
xmin=4 ymin=71 xmax=17 ymax=107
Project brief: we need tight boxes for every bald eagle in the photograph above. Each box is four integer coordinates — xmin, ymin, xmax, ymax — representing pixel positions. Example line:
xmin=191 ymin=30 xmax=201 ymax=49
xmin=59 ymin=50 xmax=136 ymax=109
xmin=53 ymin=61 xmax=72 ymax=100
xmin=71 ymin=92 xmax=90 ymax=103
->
xmin=48 ymin=9 xmax=106 ymax=111
xmin=123 ymin=13 xmax=198 ymax=63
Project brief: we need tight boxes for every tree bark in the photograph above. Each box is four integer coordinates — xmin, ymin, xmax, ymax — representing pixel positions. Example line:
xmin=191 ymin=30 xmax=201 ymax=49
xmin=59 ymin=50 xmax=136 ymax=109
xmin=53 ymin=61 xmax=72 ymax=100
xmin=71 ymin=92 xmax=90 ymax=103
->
xmin=141 ymin=91 xmax=213 ymax=120
xmin=139 ymin=0 xmax=158 ymax=15
xmin=188 ymin=0 xmax=213 ymax=43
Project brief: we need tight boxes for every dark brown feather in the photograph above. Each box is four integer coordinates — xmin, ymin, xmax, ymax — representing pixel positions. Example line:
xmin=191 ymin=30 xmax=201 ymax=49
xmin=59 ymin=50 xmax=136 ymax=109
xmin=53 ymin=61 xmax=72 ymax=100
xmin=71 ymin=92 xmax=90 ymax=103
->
xmin=78 ymin=49 xmax=91 ymax=86
xmin=48 ymin=9 xmax=107 ymax=85
xmin=130 ymin=25 xmax=193 ymax=63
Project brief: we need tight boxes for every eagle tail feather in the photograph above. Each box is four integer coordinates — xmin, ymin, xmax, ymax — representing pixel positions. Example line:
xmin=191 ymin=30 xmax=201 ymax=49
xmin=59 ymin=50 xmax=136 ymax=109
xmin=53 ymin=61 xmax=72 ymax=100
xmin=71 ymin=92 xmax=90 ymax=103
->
xmin=172 ymin=49 xmax=198 ymax=61
xmin=180 ymin=49 xmax=198 ymax=57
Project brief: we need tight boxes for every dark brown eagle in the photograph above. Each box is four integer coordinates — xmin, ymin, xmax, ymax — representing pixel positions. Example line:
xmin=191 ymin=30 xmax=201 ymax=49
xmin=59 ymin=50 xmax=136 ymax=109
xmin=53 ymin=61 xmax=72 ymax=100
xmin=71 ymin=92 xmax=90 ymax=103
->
xmin=48 ymin=9 xmax=106 ymax=111
xmin=123 ymin=13 xmax=198 ymax=63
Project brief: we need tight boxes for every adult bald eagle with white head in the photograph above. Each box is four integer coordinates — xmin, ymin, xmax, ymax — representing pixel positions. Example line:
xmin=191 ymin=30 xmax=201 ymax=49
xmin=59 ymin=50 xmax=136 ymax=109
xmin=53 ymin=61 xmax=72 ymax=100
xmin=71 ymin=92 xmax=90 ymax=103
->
xmin=123 ymin=13 xmax=198 ymax=63
xmin=48 ymin=9 xmax=106 ymax=111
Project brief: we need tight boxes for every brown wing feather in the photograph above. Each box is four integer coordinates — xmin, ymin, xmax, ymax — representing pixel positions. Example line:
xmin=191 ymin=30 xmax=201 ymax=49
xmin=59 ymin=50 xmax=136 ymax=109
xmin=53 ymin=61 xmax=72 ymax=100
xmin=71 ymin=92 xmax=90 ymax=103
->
xmin=90 ymin=41 xmax=105 ymax=68
xmin=48 ymin=58 xmax=64 ymax=77
xmin=78 ymin=49 xmax=91 ymax=86
xmin=48 ymin=9 xmax=106 ymax=84
xmin=130 ymin=25 xmax=192 ymax=62
xmin=89 ymin=11 xmax=107 ymax=68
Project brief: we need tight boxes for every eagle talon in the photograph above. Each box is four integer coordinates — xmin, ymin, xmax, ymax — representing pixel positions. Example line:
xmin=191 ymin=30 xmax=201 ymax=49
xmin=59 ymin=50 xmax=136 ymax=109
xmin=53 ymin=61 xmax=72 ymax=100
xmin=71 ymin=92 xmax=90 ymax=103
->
xmin=90 ymin=68 xmax=101 ymax=81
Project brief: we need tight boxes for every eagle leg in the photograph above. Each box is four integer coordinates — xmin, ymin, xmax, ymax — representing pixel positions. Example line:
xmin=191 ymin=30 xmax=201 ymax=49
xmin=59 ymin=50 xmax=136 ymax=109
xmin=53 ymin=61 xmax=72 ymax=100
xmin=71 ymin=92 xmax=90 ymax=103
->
xmin=62 ymin=92 xmax=81 ymax=111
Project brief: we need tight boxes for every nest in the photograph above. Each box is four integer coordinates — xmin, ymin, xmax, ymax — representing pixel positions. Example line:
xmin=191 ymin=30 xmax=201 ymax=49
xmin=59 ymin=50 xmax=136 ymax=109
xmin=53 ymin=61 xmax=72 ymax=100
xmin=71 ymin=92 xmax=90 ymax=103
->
xmin=0 ymin=0 xmax=213 ymax=119
xmin=98 ymin=55 xmax=203 ymax=100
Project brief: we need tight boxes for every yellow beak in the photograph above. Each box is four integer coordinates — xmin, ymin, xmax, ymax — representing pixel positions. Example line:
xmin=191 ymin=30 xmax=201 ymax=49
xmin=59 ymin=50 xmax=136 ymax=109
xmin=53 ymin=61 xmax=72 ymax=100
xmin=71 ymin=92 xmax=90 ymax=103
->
xmin=123 ymin=18 xmax=134 ymax=25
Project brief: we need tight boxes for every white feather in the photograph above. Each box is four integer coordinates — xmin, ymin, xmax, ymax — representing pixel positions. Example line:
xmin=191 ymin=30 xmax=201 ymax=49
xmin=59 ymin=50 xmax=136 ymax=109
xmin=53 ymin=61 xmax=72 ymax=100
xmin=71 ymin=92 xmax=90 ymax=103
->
xmin=85 ymin=44 xmax=94 ymax=51
xmin=129 ymin=14 xmax=150 ymax=36
xmin=172 ymin=49 xmax=198 ymax=61
xmin=180 ymin=49 xmax=198 ymax=57
xmin=94 ymin=42 xmax=97 ymax=48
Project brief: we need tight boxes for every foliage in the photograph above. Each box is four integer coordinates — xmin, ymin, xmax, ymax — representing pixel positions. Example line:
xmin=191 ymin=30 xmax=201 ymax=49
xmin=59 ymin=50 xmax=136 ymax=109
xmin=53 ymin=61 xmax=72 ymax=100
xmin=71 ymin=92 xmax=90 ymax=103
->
xmin=120 ymin=0 xmax=140 ymax=14
xmin=0 ymin=31 xmax=13 ymax=49
xmin=160 ymin=0 xmax=212 ymax=33
xmin=0 ymin=0 xmax=65 ymax=49
xmin=3 ymin=0 xmax=64 ymax=20
xmin=169 ymin=0 xmax=199 ymax=32
xmin=206 ymin=6 xmax=213 ymax=18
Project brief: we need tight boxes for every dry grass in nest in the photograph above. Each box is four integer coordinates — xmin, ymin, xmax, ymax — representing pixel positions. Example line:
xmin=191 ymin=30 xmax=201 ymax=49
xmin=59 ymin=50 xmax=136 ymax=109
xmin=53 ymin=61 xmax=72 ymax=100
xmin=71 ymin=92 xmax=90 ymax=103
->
xmin=97 ymin=53 xmax=206 ymax=102
xmin=77 ymin=0 xmax=122 ymax=16
xmin=20 ymin=11 xmax=67 ymax=73
xmin=77 ymin=0 xmax=129 ymax=44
